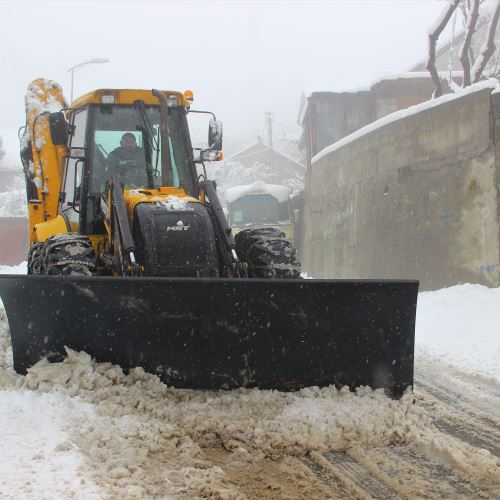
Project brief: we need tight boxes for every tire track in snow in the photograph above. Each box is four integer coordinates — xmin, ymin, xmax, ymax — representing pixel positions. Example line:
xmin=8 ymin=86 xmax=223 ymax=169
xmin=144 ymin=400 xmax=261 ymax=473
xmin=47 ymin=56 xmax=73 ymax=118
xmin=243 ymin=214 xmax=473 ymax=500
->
xmin=356 ymin=444 xmax=497 ymax=499
xmin=304 ymin=450 xmax=398 ymax=499
xmin=415 ymin=363 xmax=500 ymax=418
xmin=299 ymin=454 xmax=355 ymax=498
xmin=415 ymin=378 xmax=500 ymax=457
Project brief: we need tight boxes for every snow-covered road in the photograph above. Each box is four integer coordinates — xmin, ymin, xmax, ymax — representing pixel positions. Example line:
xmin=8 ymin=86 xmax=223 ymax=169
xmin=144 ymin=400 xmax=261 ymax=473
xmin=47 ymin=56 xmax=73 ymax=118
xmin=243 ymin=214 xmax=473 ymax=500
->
xmin=0 ymin=264 xmax=499 ymax=498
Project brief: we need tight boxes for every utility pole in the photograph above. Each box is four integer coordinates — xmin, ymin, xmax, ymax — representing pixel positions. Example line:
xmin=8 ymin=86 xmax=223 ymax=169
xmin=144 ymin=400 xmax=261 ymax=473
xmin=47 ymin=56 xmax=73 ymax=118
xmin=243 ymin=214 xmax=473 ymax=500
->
xmin=264 ymin=112 xmax=274 ymax=168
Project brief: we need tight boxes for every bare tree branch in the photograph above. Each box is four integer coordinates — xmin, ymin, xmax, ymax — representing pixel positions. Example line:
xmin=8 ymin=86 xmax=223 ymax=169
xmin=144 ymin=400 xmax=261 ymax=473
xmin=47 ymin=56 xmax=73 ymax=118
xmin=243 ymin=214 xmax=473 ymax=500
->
xmin=472 ymin=0 xmax=500 ymax=82
xmin=490 ymin=46 xmax=500 ymax=76
xmin=427 ymin=0 xmax=462 ymax=97
xmin=460 ymin=0 xmax=480 ymax=86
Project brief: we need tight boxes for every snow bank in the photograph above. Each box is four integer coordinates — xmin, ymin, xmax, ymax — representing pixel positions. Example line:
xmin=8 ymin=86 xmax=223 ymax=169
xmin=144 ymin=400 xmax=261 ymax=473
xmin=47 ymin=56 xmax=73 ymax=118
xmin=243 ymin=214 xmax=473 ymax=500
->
xmin=0 ymin=262 xmax=26 ymax=275
xmin=416 ymin=283 xmax=500 ymax=383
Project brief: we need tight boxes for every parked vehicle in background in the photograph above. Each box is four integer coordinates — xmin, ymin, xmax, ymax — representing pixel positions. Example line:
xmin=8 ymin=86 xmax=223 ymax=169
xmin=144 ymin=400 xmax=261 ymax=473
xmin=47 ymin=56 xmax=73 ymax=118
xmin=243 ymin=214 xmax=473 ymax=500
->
xmin=225 ymin=181 xmax=294 ymax=240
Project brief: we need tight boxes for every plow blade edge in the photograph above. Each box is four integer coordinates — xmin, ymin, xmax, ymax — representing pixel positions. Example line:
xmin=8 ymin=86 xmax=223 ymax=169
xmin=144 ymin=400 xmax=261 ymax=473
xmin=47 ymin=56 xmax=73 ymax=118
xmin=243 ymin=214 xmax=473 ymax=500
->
xmin=0 ymin=275 xmax=418 ymax=397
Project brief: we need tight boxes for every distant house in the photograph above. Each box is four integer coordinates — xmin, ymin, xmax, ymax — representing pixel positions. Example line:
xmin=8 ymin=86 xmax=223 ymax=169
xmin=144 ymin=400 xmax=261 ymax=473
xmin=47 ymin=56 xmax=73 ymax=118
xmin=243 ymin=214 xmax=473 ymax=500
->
xmin=228 ymin=140 xmax=304 ymax=183
xmin=211 ymin=137 xmax=306 ymax=198
xmin=298 ymin=73 xmax=458 ymax=167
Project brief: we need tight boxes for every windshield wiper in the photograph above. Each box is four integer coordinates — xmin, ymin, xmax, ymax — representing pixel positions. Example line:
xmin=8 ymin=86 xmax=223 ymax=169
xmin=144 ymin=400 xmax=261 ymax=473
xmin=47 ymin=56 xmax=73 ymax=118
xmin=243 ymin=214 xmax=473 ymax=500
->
xmin=134 ymin=100 xmax=161 ymax=175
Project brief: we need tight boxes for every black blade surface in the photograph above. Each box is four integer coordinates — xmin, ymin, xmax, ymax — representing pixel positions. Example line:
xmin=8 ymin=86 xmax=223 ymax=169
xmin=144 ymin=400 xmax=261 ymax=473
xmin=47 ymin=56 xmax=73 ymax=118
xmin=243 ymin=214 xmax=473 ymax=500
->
xmin=0 ymin=275 xmax=418 ymax=397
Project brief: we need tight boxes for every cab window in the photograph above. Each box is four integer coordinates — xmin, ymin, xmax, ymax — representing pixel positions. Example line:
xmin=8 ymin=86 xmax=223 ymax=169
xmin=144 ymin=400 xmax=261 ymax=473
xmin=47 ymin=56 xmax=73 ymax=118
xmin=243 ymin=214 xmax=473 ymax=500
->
xmin=90 ymin=105 xmax=188 ymax=192
xmin=60 ymin=109 xmax=87 ymax=229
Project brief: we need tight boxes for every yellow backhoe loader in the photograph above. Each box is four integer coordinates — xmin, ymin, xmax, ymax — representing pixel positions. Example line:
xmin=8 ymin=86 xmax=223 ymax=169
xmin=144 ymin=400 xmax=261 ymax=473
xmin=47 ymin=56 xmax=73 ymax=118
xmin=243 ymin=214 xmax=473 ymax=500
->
xmin=0 ymin=78 xmax=418 ymax=396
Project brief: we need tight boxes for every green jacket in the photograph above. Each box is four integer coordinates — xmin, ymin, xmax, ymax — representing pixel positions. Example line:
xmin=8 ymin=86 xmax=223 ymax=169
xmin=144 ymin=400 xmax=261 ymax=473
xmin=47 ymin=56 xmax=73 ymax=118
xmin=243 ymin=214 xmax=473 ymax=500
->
xmin=107 ymin=146 xmax=149 ymax=188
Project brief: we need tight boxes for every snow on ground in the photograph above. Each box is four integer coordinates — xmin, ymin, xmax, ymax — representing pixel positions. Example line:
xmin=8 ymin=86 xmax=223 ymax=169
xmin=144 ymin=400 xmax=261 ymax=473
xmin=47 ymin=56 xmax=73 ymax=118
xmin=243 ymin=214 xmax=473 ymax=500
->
xmin=0 ymin=390 xmax=103 ymax=498
xmin=416 ymin=284 xmax=500 ymax=383
xmin=0 ymin=265 xmax=498 ymax=497
xmin=0 ymin=261 xmax=26 ymax=275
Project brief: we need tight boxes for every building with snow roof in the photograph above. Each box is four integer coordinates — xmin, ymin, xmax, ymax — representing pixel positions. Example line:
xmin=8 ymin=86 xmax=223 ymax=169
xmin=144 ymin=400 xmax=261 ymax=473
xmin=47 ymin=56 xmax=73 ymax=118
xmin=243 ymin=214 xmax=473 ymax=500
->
xmin=298 ymin=73 xmax=459 ymax=168
xmin=210 ymin=136 xmax=306 ymax=200
xmin=227 ymin=138 xmax=305 ymax=184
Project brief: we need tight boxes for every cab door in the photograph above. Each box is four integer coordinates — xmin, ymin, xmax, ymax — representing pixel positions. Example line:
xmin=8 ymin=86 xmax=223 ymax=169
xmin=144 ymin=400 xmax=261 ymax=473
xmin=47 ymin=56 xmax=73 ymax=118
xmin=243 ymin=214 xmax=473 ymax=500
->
xmin=59 ymin=109 xmax=88 ymax=231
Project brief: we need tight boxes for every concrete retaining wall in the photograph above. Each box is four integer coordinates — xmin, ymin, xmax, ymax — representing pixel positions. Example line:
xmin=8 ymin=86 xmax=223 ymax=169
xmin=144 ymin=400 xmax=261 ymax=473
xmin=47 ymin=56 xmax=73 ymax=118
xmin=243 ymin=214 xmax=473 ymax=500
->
xmin=302 ymin=86 xmax=500 ymax=290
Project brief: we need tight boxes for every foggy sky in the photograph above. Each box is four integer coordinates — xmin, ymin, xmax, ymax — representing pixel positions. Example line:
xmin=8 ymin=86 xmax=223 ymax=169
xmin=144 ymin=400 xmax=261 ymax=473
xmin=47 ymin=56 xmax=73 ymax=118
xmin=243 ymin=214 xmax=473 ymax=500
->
xmin=0 ymin=0 xmax=447 ymax=142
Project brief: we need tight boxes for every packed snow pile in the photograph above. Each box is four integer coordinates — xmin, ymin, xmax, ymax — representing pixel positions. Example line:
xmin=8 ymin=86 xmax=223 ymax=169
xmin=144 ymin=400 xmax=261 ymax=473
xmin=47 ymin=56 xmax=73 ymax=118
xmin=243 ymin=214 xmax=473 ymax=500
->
xmin=0 ymin=318 xmax=421 ymax=497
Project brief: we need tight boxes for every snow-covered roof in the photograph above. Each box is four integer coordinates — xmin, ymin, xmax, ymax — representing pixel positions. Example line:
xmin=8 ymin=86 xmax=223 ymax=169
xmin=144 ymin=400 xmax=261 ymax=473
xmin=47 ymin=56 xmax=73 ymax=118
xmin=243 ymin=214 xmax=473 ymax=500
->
xmin=299 ymin=71 xmax=465 ymax=126
xmin=227 ymin=140 xmax=305 ymax=168
xmin=227 ymin=141 xmax=266 ymax=161
xmin=370 ymin=71 xmax=463 ymax=87
xmin=225 ymin=181 xmax=290 ymax=204
xmin=312 ymin=79 xmax=499 ymax=165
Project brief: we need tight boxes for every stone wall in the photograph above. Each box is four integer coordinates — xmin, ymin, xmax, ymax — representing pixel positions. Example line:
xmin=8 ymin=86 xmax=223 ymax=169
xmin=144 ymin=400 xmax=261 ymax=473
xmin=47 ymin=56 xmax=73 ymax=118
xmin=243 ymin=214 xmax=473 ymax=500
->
xmin=302 ymin=86 xmax=500 ymax=290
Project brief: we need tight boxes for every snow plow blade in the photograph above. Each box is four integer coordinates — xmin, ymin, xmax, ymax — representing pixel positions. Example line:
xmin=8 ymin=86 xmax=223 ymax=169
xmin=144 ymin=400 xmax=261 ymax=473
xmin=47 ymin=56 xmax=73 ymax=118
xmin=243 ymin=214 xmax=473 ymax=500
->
xmin=0 ymin=275 xmax=418 ymax=397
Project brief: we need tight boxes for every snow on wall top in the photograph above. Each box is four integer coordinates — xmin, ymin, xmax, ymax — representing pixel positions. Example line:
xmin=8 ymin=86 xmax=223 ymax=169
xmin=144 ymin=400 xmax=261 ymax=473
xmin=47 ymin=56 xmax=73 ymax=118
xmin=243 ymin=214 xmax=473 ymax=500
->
xmin=312 ymin=79 xmax=500 ymax=165
xmin=225 ymin=181 xmax=290 ymax=204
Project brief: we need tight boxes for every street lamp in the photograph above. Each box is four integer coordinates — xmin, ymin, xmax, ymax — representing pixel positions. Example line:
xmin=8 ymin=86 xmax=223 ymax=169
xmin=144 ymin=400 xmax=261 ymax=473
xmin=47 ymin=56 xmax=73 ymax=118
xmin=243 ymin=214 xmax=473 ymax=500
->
xmin=68 ymin=58 xmax=110 ymax=102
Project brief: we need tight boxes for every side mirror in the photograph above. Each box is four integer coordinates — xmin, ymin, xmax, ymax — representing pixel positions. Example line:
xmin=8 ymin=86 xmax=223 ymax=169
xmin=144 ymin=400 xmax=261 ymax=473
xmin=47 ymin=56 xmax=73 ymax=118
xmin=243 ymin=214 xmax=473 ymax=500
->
xmin=201 ymin=149 xmax=223 ymax=162
xmin=48 ymin=112 xmax=70 ymax=146
xmin=193 ymin=148 xmax=223 ymax=163
xmin=208 ymin=119 xmax=223 ymax=151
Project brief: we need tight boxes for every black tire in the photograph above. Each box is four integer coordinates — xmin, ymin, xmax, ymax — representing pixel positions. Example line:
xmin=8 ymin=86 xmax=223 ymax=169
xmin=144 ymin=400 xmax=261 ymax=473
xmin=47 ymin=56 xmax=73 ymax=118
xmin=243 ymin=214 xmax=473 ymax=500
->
xmin=27 ymin=241 xmax=44 ymax=275
xmin=234 ymin=227 xmax=301 ymax=279
xmin=41 ymin=233 xmax=97 ymax=276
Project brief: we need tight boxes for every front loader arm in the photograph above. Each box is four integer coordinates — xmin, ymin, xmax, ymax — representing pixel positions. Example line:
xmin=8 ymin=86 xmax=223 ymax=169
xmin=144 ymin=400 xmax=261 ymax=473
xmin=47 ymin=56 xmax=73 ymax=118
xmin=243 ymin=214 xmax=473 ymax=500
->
xmin=200 ymin=180 xmax=246 ymax=277
xmin=23 ymin=79 xmax=68 ymax=241
xmin=101 ymin=179 xmax=141 ymax=276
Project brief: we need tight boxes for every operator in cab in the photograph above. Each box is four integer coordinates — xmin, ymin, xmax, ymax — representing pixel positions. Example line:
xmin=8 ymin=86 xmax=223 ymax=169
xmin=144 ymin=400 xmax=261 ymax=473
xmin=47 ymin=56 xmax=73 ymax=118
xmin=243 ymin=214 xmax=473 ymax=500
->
xmin=107 ymin=132 xmax=152 ymax=188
